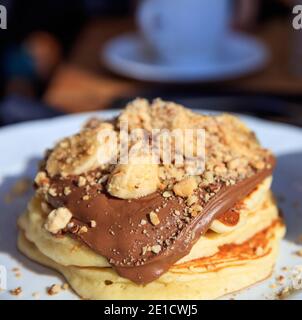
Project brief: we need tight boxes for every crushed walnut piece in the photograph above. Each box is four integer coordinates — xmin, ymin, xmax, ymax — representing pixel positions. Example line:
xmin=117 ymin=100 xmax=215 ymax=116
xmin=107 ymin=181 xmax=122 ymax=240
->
xmin=173 ymin=177 xmax=197 ymax=198
xmin=64 ymin=186 xmax=71 ymax=196
xmin=276 ymin=275 xmax=285 ymax=285
xmin=272 ymin=265 xmax=302 ymax=299
xmin=151 ymin=244 xmax=161 ymax=254
xmin=149 ymin=211 xmax=160 ymax=226
xmin=78 ymin=226 xmax=88 ymax=234
xmin=78 ymin=176 xmax=87 ymax=187
xmin=189 ymin=204 xmax=203 ymax=217
xmin=47 ymin=284 xmax=62 ymax=295
xmin=44 ymin=207 xmax=72 ymax=234
xmin=162 ymin=191 xmax=173 ymax=198
xmin=90 ymin=220 xmax=97 ymax=228
xmin=10 ymin=287 xmax=22 ymax=296
xmin=140 ymin=219 xmax=147 ymax=225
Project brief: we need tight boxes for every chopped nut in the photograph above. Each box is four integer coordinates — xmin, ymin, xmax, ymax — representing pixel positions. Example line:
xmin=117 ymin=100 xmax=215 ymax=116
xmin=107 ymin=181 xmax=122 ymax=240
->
xmin=141 ymin=246 xmax=148 ymax=255
xmin=44 ymin=207 xmax=72 ymax=234
xmin=10 ymin=287 xmax=22 ymax=296
xmin=214 ymin=164 xmax=227 ymax=174
xmin=227 ymin=158 xmax=242 ymax=170
xmin=78 ymin=226 xmax=88 ymax=234
xmin=162 ymin=191 xmax=173 ymax=198
xmin=189 ymin=204 xmax=203 ymax=217
xmin=78 ymin=176 xmax=87 ymax=187
xmin=149 ymin=211 xmax=160 ymax=226
xmin=174 ymin=210 xmax=181 ymax=216
xmin=47 ymin=284 xmax=61 ymax=295
xmin=253 ymin=161 xmax=265 ymax=170
xmin=276 ymin=275 xmax=285 ymax=284
xmin=204 ymin=193 xmax=211 ymax=203
xmin=82 ymin=195 xmax=90 ymax=201
xmin=140 ymin=219 xmax=147 ymax=225
xmin=35 ymin=171 xmax=48 ymax=186
xmin=173 ymin=177 xmax=198 ymax=197
xmin=64 ymin=187 xmax=71 ymax=196
xmin=276 ymin=286 xmax=291 ymax=299
xmin=203 ymin=172 xmax=214 ymax=184
xmin=151 ymin=244 xmax=161 ymax=254
xmin=90 ymin=220 xmax=97 ymax=228
xmin=186 ymin=194 xmax=198 ymax=206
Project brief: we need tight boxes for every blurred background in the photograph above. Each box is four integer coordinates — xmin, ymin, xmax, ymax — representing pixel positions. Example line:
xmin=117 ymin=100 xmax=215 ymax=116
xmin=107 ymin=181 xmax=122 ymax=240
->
xmin=1 ymin=0 xmax=302 ymax=126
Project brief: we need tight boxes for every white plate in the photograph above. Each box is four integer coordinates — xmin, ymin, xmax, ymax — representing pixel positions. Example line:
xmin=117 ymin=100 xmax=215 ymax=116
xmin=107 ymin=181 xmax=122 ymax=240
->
xmin=102 ymin=33 xmax=269 ymax=83
xmin=0 ymin=111 xmax=302 ymax=300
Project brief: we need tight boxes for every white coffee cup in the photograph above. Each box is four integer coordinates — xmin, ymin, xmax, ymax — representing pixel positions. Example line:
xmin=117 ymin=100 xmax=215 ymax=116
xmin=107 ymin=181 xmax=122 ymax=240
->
xmin=137 ymin=0 xmax=232 ymax=65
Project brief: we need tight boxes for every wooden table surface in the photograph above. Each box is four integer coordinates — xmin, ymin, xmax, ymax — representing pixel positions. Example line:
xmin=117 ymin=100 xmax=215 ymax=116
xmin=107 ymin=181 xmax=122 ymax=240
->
xmin=43 ymin=17 xmax=302 ymax=113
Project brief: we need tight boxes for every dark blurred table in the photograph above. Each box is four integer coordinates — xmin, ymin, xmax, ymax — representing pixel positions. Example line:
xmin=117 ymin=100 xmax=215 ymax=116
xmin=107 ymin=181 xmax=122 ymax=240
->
xmin=43 ymin=17 xmax=302 ymax=113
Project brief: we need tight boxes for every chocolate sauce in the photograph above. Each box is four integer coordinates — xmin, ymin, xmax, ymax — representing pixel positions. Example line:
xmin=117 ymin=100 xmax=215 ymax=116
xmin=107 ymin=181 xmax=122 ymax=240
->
xmin=46 ymin=157 xmax=275 ymax=284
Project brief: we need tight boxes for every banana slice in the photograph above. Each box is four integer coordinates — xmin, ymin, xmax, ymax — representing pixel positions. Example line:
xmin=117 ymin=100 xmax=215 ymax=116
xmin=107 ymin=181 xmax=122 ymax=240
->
xmin=107 ymin=154 xmax=159 ymax=199
xmin=46 ymin=123 xmax=116 ymax=177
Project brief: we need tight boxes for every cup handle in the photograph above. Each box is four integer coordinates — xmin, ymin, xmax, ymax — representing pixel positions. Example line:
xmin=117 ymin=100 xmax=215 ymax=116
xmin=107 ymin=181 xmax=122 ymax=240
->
xmin=137 ymin=0 xmax=160 ymax=38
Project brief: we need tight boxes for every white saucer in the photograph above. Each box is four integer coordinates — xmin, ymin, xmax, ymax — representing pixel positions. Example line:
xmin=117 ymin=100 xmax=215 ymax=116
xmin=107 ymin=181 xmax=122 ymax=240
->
xmin=102 ymin=33 xmax=269 ymax=83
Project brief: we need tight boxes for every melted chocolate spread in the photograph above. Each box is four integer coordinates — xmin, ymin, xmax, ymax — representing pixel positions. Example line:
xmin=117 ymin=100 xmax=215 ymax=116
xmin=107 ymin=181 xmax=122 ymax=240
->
xmin=45 ymin=157 xmax=275 ymax=284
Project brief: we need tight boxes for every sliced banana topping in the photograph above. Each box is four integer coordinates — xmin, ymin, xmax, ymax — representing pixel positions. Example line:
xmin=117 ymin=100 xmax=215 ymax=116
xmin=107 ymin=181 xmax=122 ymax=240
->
xmin=107 ymin=153 xmax=159 ymax=199
xmin=44 ymin=207 xmax=72 ymax=234
xmin=46 ymin=123 xmax=116 ymax=177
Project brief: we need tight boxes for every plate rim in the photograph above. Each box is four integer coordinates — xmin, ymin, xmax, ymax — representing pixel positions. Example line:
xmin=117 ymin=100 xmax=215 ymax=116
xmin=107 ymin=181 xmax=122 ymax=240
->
xmin=1 ymin=109 xmax=302 ymax=138
xmin=1 ymin=109 xmax=302 ymax=300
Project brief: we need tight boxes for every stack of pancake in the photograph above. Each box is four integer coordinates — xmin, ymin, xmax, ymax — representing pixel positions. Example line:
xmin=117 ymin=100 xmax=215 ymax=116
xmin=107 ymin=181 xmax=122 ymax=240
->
xmin=18 ymin=99 xmax=285 ymax=299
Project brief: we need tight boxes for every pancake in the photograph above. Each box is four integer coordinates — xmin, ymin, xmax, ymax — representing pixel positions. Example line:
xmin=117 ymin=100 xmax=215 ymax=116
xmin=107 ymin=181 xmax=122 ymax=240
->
xmin=17 ymin=98 xmax=285 ymax=299
xmin=18 ymin=177 xmax=274 ymax=268
xmin=18 ymin=192 xmax=284 ymax=299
